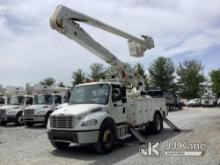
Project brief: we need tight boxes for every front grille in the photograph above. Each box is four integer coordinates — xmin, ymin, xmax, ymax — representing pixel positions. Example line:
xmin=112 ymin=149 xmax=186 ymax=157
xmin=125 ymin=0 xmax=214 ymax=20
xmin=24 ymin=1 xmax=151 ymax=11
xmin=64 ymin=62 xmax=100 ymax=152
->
xmin=51 ymin=116 xmax=74 ymax=129
xmin=24 ymin=109 xmax=34 ymax=116
xmin=0 ymin=109 xmax=6 ymax=116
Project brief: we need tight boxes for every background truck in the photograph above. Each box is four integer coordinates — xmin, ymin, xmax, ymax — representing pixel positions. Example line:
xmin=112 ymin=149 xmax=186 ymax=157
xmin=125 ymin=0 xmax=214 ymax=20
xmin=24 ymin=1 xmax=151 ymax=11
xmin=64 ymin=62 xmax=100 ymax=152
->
xmin=47 ymin=5 xmax=179 ymax=153
xmin=23 ymin=84 xmax=68 ymax=127
xmin=0 ymin=86 xmax=34 ymax=126
xmin=200 ymin=82 xmax=217 ymax=107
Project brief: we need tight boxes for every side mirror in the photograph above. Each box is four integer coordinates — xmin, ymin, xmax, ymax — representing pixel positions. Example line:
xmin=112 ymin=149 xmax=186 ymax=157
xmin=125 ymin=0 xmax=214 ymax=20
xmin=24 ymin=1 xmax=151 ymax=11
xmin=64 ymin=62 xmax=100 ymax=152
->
xmin=121 ymin=97 xmax=127 ymax=103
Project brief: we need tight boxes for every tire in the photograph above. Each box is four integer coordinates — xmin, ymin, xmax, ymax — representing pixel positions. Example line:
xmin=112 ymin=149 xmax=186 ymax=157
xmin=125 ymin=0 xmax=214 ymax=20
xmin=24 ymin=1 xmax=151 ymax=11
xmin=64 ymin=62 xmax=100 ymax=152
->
xmin=44 ymin=112 xmax=52 ymax=127
xmin=94 ymin=119 xmax=116 ymax=154
xmin=51 ymin=141 xmax=70 ymax=150
xmin=149 ymin=113 xmax=163 ymax=134
xmin=26 ymin=122 xmax=34 ymax=127
xmin=0 ymin=121 xmax=7 ymax=126
xmin=15 ymin=112 xmax=24 ymax=125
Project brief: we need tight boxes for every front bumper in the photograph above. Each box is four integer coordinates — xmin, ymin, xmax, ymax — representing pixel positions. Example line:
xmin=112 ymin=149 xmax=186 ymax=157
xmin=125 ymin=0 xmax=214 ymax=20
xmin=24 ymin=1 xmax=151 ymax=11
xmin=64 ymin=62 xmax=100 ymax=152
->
xmin=47 ymin=129 xmax=99 ymax=144
xmin=23 ymin=115 xmax=45 ymax=123
xmin=0 ymin=115 xmax=16 ymax=122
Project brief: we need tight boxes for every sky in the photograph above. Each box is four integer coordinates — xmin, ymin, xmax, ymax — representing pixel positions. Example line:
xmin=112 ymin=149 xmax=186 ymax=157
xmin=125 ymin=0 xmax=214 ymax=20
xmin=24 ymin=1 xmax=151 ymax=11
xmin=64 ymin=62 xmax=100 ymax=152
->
xmin=0 ymin=0 xmax=220 ymax=86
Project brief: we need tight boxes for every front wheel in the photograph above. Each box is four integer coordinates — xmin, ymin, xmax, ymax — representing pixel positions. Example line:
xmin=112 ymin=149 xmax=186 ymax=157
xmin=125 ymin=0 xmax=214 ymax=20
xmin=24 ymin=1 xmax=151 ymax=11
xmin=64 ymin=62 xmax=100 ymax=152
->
xmin=15 ymin=113 xmax=24 ymax=125
xmin=94 ymin=120 xmax=116 ymax=154
xmin=51 ymin=141 xmax=70 ymax=150
xmin=0 ymin=121 xmax=7 ymax=126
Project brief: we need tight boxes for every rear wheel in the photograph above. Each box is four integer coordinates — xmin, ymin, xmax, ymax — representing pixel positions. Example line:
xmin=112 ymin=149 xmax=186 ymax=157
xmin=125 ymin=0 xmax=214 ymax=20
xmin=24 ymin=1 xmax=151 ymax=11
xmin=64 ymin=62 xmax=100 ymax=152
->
xmin=51 ymin=142 xmax=70 ymax=150
xmin=149 ymin=113 xmax=163 ymax=134
xmin=94 ymin=119 xmax=116 ymax=154
xmin=15 ymin=112 xmax=24 ymax=125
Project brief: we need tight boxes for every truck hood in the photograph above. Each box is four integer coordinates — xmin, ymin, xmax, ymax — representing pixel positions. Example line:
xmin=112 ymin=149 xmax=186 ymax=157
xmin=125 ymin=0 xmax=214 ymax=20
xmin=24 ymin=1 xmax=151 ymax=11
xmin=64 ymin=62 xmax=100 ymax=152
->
xmin=1 ymin=105 xmax=23 ymax=110
xmin=25 ymin=104 xmax=53 ymax=110
xmin=51 ymin=104 xmax=105 ymax=116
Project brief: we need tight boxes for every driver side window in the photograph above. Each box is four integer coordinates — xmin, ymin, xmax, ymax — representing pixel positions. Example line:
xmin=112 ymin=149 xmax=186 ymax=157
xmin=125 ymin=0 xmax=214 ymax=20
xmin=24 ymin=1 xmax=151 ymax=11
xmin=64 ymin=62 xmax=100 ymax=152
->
xmin=112 ymin=85 xmax=121 ymax=102
xmin=55 ymin=95 xmax=62 ymax=105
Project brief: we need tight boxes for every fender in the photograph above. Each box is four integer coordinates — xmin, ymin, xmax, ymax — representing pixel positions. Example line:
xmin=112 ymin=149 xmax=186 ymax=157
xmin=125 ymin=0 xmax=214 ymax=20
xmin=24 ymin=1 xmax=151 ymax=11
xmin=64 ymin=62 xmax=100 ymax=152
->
xmin=76 ymin=111 xmax=111 ymax=131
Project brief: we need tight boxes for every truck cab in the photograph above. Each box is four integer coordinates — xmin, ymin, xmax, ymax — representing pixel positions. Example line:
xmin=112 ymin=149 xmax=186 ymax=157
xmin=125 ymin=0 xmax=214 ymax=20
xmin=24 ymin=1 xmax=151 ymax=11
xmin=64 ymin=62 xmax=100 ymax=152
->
xmin=47 ymin=82 xmax=166 ymax=153
xmin=0 ymin=95 xmax=34 ymax=126
xmin=23 ymin=93 xmax=65 ymax=127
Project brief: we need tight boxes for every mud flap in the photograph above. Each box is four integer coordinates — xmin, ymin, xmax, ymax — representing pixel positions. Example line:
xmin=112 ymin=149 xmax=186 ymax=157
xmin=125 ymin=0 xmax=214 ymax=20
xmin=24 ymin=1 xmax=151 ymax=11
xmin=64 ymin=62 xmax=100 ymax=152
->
xmin=164 ymin=117 xmax=181 ymax=132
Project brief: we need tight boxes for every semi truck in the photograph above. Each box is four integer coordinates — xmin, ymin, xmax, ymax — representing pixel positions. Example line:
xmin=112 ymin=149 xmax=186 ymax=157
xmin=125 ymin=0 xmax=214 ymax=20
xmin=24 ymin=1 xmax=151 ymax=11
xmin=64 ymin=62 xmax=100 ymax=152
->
xmin=23 ymin=84 xmax=68 ymax=127
xmin=47 ymin=5 xmax=179 ymax=153
xmin=0 ymin=86 xmax=34 ymax=126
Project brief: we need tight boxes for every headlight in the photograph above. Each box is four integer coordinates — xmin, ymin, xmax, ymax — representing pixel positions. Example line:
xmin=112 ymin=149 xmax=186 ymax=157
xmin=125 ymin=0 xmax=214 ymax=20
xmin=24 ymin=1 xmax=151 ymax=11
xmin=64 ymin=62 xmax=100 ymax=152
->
xmin=36 ymin=111 xmax=46 ymax=115
xmin=81 ymin=119 xmax=97 ymax=127
xmin=9 ymin=111 xmax=16 ymax=115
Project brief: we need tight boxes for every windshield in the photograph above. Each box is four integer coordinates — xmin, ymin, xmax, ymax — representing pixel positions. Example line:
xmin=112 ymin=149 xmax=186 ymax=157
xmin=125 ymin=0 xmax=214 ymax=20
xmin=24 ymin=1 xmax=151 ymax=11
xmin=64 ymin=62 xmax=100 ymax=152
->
xmin=69 ymin=84 xmax=109 ymax=105
xmin=34 ymin=95 xmax=54 ymax=105
xmin=9 ymin=96 xmax=24 ymax=105
xmin=0 ymin=97 xmax=5 ymax=105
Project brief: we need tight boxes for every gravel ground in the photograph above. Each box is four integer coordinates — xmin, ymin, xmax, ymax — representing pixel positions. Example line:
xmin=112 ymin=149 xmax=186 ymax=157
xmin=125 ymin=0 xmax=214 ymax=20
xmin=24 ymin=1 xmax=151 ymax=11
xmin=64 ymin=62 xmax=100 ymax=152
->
xmin=0 ymin=107 xmax=220 ymax=165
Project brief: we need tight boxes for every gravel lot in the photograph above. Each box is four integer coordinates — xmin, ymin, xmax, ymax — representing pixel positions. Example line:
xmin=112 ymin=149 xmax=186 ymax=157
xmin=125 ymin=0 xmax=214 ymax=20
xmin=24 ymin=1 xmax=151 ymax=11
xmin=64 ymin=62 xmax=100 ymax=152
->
xmin=1 ymin=107 xmax=220 ymax=165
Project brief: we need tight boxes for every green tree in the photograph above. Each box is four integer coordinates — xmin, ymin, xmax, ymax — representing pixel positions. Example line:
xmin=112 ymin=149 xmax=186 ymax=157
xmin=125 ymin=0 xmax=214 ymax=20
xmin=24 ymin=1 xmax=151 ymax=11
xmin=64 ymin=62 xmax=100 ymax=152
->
xmin=72 ymin=69 xmax=85 ymax=86
xmin=210 ymin=69 xmax=220 ymax=97
xmin=39 ymin=77 xmax=56 ymax=86
xmin=134 ymin=63 xmax=145 ymax=78
xmin=89 ymin=63 xmax=106 ymax=81
xmin=176 ymin=60 xmax=205 ymax=99
xmin=148 ymin=57 xmax=175 ymax=90
xmin=57 ymin=81 xmax=65 ymax=87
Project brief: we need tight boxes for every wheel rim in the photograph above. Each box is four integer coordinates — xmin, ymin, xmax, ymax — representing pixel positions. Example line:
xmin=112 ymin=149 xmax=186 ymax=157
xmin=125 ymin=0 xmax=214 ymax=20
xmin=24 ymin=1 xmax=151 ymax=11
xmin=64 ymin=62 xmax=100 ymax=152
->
xmin=103 ymin=129 xmax=113 ymax=148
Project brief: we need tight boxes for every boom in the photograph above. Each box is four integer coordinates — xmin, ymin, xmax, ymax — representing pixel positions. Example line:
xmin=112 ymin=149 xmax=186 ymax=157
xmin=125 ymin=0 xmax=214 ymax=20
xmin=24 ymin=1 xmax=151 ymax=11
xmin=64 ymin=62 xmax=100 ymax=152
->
xmin=50 ymin=5 xmax=154 ymax=93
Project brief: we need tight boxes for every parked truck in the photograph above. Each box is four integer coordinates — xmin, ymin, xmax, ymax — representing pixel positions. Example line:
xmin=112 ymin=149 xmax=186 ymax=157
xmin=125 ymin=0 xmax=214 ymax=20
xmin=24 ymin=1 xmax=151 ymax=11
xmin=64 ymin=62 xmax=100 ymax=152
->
xmin=23 ymin=84 xmax=68 ymax=127
xmin=0 ymin=86 xmax=34 ymax=126
xmin=47 ymin=5 xmax=179 ymax=153
xmin=201 ymin=90 xmax=217 ymax=107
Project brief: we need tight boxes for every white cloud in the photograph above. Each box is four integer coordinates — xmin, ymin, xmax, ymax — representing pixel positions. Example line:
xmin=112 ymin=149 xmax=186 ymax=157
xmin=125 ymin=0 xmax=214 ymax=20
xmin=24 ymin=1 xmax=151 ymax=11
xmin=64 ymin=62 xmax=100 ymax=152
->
xmin=0 ymin=0 xmax=220 ymax=86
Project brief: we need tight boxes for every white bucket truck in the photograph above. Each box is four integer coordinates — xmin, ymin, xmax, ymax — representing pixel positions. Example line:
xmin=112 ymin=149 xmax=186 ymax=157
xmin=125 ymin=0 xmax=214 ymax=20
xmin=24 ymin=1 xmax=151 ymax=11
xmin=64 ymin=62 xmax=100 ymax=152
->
xmin=47 ymin=5 xmax=179 ymax=153
xmin=23 ymin=84 xmax=68 ymax=127
xmin=0 ymin=86 xmax=34 ymax=126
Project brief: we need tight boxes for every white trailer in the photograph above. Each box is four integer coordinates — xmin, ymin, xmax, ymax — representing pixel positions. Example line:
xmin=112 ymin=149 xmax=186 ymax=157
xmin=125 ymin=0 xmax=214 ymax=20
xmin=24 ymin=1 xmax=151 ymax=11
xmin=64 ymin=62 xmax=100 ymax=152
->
xmin=23 ymin=84 xmax=69 ymax=127
xmin=47 ymin=5 xmax=179 ymax=153
xmin=0 ymin=86 xmax=34 ymax=126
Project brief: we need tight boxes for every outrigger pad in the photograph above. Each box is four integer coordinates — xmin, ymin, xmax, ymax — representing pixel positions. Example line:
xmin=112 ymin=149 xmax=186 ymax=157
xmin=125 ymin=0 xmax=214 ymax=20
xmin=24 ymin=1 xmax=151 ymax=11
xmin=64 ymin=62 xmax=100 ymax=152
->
xmin=129 ymin=125 xmax=146 ymax=144
xmin=164 ymin=118 xmax=181 ymax=132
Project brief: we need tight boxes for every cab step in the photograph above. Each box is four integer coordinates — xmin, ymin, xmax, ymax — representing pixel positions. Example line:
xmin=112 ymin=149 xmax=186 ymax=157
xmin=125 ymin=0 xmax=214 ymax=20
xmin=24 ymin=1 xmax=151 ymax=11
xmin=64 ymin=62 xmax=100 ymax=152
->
xmin=118 ymin=134 xmax=132 ymax=140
